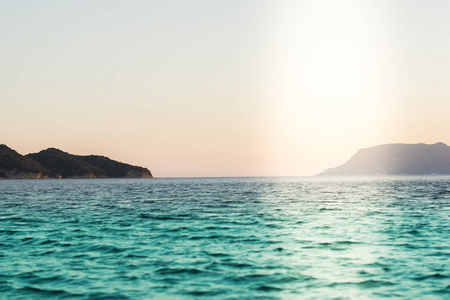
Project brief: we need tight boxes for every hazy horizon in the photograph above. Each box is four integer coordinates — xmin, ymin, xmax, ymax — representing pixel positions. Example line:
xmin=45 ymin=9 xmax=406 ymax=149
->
xmin=2 ymin=0 xmax=450 ymax=177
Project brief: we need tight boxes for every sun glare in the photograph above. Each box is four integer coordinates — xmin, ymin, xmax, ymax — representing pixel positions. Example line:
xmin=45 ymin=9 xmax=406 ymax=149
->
xmin=265 ymin=0 xmax=387 ymax=175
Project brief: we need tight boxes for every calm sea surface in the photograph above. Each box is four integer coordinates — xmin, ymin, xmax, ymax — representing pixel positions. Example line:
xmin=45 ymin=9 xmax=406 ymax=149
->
xmin=1 ymin=177 xmax=449 ymax=299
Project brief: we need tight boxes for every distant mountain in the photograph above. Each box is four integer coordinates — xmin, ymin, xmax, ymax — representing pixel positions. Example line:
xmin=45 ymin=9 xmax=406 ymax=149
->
xmin=318 ymin=142 xmax=450 ymax=176
xmin=0 ymin=145 xmax=152 ymax=179
xmin=27 ymin=148 xmax=97 ymax=178
xmin=0 ymin=145 xmax=49 ymax=179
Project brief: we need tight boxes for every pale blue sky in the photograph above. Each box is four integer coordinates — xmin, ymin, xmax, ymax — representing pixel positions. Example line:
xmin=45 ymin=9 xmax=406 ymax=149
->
xmin=2 ymin=0 xmax=450 ymax=176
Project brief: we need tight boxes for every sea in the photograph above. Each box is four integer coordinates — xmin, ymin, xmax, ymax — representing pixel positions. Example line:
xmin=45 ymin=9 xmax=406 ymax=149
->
xmin=0 ymin=177 xmax=449 ymax=299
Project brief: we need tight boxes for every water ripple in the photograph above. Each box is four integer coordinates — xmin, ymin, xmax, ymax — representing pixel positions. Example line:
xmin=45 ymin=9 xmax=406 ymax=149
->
xmin=1 ymin=176 xmax=449 ymax=299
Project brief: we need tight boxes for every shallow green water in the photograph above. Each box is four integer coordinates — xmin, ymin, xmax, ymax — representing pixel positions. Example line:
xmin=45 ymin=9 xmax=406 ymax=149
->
xmin=1 ymin=177 xmax=449 ymax=299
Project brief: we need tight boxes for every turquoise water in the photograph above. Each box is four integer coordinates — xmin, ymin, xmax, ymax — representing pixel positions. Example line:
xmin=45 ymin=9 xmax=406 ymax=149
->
xmin=1 ymin=177 xmax=449 ymax=299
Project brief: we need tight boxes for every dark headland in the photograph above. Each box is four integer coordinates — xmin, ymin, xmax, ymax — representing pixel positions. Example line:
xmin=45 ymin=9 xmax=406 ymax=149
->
xmin=318 ymin=142 xmax=450 ymax=176
xmin=0 ymin=144 xmax=153 ymax=179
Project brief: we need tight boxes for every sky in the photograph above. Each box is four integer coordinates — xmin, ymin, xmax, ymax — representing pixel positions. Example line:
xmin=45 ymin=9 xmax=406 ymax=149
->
xmin=1 ymin=0 xmax=450 ymax=177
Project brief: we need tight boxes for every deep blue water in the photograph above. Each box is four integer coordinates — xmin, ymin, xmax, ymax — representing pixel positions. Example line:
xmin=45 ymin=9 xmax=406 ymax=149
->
xmin=1 ymin=177 xmax=449 ymax=299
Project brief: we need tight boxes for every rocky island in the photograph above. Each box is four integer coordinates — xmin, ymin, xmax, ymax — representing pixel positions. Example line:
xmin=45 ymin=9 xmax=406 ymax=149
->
xmin=0 ymin=145 xmax=153 ymax=179
xmin=318 ymin=142 xmax=450 ymax=176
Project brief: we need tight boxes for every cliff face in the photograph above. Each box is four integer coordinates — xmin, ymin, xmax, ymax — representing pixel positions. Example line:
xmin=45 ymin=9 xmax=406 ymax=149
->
xmin=318 ymin=142 xmax=450 ymax=176
xmin=0 ymin=145 xmax=153 ymax=179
